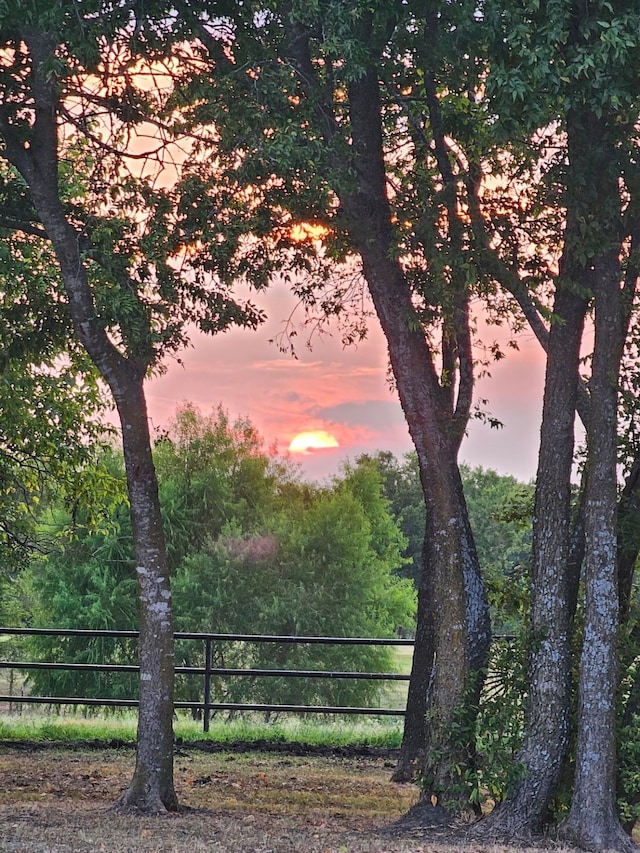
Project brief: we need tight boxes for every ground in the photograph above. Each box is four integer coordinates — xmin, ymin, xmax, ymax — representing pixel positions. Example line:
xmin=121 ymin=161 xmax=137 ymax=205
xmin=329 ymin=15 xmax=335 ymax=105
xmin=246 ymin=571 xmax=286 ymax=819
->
xmin=0 ymin=742 xmax=578 ymax=853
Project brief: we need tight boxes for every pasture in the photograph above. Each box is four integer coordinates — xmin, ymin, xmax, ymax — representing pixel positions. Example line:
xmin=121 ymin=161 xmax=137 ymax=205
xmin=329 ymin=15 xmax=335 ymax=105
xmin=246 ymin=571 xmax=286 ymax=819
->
xmin=0 ymin=739 xmax=579 ymax=853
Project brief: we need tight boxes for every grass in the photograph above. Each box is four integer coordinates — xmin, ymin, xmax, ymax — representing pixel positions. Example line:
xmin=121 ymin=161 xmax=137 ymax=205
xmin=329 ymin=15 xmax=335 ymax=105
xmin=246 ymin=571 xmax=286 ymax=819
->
xmin=0 ymin=709 xmax=404 ymax=749
xmin=0 ymin=647 xmax=412 ymax=748
xmin=0 ymin=744 xmax=428 ymax=852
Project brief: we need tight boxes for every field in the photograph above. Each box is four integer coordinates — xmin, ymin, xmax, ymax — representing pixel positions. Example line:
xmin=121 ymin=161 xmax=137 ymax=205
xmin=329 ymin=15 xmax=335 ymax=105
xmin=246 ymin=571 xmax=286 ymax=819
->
xmin=0 ymin=739 xmax=584 ymax=853
xmin=0 ymin=653 xmax=576 ymax=853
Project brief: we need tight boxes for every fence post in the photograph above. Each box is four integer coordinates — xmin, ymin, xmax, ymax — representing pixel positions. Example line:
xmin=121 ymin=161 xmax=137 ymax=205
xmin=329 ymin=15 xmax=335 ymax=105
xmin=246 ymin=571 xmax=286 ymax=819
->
xmin=203 ymin=637 xmax=213 ymax=733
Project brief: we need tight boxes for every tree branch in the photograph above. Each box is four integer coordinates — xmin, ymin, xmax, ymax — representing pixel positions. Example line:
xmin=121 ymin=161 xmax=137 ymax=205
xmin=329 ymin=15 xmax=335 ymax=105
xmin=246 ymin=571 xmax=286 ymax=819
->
xmin=281 ymin=6 xmax=340 ymax=144
xmin=422 ymin=61 xmax=474 ymax=438
xmin=0 ymin=211 xmax=47 ymax=239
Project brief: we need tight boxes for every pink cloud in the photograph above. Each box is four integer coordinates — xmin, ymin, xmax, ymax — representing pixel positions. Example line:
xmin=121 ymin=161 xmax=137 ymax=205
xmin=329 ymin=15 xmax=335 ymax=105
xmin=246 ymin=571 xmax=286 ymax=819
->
xmin=144 ymin=284 xmax=547 ymax=482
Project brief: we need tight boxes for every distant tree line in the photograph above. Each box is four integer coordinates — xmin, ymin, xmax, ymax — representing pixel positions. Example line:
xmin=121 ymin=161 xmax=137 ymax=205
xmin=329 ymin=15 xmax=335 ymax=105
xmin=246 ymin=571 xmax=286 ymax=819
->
xmin=11 ymin=405 xmax=415 ymax=712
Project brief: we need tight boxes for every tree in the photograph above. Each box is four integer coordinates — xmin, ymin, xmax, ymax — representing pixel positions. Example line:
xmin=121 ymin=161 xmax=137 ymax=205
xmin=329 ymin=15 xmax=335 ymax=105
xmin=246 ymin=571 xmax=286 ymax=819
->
xmin=472 ymin=1 xmax=640 ymax=845
xmin=176 ymin=0 xmax=500 ymax=810
xmin=153 ymin=403 xmax=280 ymax=573
xmin=559 ymin=114 xmax=632 ymax=851
xmin=358 ymin=452 xmax=425 ymax=587
xmin=0 ymin=3 xmax=272 ymax=811
xmin=481 ymin=229 xmax=590 ymax=838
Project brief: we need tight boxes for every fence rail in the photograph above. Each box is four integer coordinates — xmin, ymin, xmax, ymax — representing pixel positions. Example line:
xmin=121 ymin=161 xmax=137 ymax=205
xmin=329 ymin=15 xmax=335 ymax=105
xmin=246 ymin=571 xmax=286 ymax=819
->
xmin=0 ymin=628 xmax=413 ymax=730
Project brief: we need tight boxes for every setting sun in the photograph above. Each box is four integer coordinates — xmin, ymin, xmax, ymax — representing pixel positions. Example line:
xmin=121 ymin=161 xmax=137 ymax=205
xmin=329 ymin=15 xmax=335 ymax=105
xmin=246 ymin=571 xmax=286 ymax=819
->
xmin=289 ymin=222 xmax=329 ymax=242
xmin=288 ymin=430 xmax=339 ymax=454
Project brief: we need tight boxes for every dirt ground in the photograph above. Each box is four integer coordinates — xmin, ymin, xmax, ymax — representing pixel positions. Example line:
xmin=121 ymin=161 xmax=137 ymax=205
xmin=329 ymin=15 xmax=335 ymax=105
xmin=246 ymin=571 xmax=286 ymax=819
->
xmin=0 ymin=743 xmax=574 ymax=853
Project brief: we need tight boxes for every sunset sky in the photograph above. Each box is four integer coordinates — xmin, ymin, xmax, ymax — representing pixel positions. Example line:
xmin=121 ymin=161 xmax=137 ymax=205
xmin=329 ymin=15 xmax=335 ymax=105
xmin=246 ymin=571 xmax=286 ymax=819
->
xmin=146 ymin=282 xmax=547 ymax=484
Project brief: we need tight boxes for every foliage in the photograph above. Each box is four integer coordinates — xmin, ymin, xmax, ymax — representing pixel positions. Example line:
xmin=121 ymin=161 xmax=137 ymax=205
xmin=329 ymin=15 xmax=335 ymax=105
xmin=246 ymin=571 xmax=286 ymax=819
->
xmin=474 ymin=637 xmax=528 ymax=806
xmin=461 ymin=466 xmax=533 ymax=634
xmin=0 ymin=174 xmax=112 ymax=605
xmin=617 ymin=714 xmax=640 ymax=830
xmin=18 ymin=427 xmax=536 ymax=734
xmin=153 ymin=403 xmax=281 ymax=572
xmin=357 ymin=452 xmax=425 ymax=586
xmin=416 ymin=634 xmax=528 ymax=810
xmin=21 ymin=407 xmax=415 ymax=711
xmin=364 ymin=451 xmax=533 ymax=630
xmin=170 ymin=424 xmax=415 ymax=713
xmin=21 ymin=449 xmax=137 ymax=701
xmin=0 ymin=1 xmax=285 ymax=368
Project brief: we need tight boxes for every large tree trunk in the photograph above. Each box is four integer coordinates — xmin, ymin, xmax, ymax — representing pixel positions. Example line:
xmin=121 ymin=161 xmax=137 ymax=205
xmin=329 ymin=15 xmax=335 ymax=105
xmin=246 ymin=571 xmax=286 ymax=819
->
xmin=112 ymin=380 xmax=177 ymax=812
xmin=559 ymin=124 xmax=633 ymax=852
xmin=416 ymin=456 xmax=489 ymax=808
xmin=4 ymin=30 xmax=179 ymax=813
xmin=393 ymin=465 xmax=489 ymax=790
xmin=477 ymin=252 xmax=588 ymax=837
xmin=344 ymin=68 xmax=490 ymax=813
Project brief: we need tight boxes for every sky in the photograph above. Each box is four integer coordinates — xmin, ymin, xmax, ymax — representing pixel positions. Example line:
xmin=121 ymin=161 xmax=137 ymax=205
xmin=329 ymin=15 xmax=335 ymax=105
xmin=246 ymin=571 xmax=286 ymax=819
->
xmin=145 ymin=281 xmax=547 ymax=485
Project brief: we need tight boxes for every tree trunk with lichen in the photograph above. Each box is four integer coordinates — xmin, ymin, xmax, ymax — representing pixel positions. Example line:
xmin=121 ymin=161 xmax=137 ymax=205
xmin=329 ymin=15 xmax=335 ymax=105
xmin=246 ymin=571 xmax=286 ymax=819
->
xmin=342 ymin=68 xmax=491 ymax=814
xmin=0 ymin=29 xmax=178 ymax=813
xmin=114 ymin=381 xmax=177 ymax=813
xmin=477 ymin=105 xmax=635 ymax=847
xmin=475 ymin=276 xmax=587 ymax=838
xmin=475 ymin=108 xmax=598 ymax=839
xmin=559 ymin=138 xmax=634 ymax=851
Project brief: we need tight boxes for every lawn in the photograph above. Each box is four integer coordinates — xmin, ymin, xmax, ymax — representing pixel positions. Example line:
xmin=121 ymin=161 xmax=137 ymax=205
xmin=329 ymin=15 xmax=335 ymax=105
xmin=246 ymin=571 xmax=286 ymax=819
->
xmin=0 ymin=741 xmax=582 ymax=853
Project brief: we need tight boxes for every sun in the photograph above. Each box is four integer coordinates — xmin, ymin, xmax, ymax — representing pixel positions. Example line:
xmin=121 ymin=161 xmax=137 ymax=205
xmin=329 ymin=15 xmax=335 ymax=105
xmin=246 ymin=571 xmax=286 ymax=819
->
xmin=289 ymin=222 xmax=329 ymax=242
xmin=288 ymin=430 xmax=340 ymax=454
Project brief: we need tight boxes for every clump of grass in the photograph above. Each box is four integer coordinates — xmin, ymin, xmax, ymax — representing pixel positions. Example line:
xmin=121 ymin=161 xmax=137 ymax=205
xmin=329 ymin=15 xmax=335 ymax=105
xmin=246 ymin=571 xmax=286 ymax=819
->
xmin=0 ymin=710 xmax=402 ymax=749
xmin=268 ymin=717 xmax=403 ymax=749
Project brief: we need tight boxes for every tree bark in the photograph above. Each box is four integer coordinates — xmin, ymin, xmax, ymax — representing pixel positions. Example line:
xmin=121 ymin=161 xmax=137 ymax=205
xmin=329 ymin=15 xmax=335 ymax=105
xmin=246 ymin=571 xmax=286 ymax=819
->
xmin=0 ymin=30 xmax=179 ymax=813
xmin=343 ymin=67 xmax=490 ymax=812
xmin=114 ymin=381 xmax=177 ymax=813
xmin=476 ymin=240 xmax=588 ymax=837
xmin=559 ymin=120 xmax=634 ymax=852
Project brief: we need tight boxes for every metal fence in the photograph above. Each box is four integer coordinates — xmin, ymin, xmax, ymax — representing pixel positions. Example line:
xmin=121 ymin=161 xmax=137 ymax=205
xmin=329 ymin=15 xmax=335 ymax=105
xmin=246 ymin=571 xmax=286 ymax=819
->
xmin=0 ymin=628 xmax=413 ymax=731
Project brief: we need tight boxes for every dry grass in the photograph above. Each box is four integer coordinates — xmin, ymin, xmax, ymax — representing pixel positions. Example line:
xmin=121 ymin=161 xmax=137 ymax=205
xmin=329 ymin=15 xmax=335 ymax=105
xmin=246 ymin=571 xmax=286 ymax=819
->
xmin=0 ymin=745 xmax=579 ymax=853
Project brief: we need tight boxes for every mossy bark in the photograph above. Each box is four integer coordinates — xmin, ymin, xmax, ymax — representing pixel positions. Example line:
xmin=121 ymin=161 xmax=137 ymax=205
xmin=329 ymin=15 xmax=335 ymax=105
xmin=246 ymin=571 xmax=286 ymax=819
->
xmin=559 ymin=122 xmax=633 ymax=852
